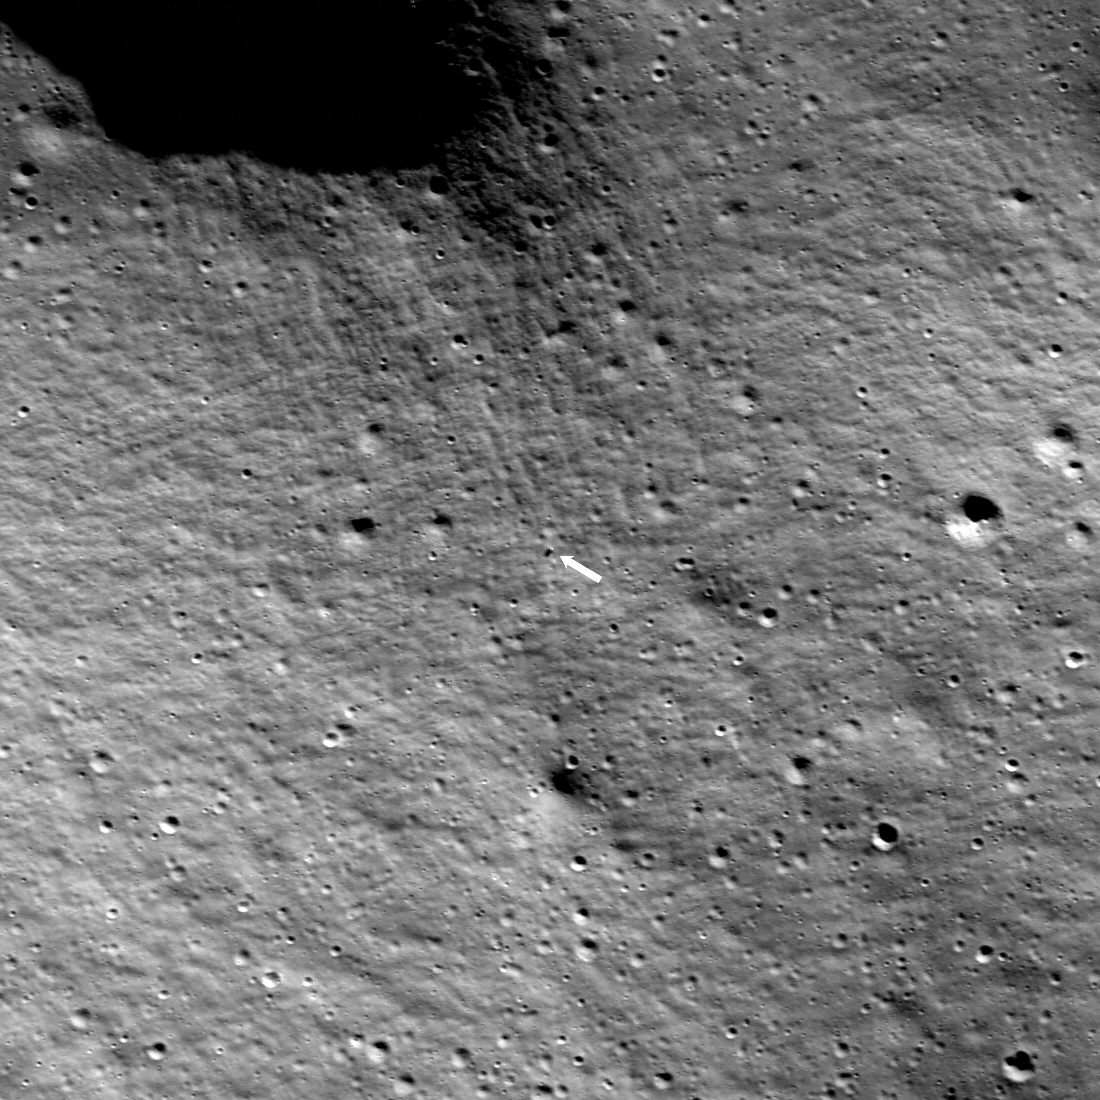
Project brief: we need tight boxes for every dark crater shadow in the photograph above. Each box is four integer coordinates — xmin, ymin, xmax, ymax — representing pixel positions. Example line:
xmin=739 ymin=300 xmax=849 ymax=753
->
xmin=549 ymin=761 xmax=603 ymax=806
xmin=961 ymin=493 xmax=1001 ymax=523
xmin=3 ymin=1 xmax=542 ymax=176
xmin=549 ymin=763 xmax=583 ymax=797
xmin=547 ymin=750 xmax=615 ymax=810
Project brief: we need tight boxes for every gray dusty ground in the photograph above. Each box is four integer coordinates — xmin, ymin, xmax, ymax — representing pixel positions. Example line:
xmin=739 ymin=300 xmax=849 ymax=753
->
xmin=0 ymin=3 xmax=1098 ymax=1099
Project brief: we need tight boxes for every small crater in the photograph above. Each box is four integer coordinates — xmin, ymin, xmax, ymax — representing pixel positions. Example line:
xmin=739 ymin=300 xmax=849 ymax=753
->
xmin=961 ymin=494 xmax=1001 ymax=523
xmin=323 ymin=723 xmax=354 ymax=748
xmin=1010 ymin=188 xmax=1034 ymax=203
xmin=732 ymin=387 xmax=757 ymax=416
xmin=1002 ymin=1050 xmax=1036 ymax=1083
xmin=720 ymin=198 xmax=749 ymax=217
xmin=89 ymin=750 xmax=115 ymax=775
xmin=575 ymin=937 xmax=599 ymax=961
xmin=785 ymin=755 xmax=812 ymax=785
xmin=550 ymin=765 xmax=580 ymax=796
xmin=871 ymin=821 xmax=898 ymax=852
xmin=433 ymin=513 xmax=453 ymax=527
xmin=1067 ymin=520 xmax=1093 ymax=550
xmin=708 ymin=844 xmax=730 ymax=868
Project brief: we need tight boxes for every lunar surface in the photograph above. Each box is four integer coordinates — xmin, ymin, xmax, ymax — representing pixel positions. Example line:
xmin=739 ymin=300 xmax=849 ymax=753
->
xmin=0 ymin=2 xmax=1097 ymax=1098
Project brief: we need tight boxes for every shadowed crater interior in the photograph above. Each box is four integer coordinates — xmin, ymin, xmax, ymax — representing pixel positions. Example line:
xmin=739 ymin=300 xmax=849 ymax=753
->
xmin=550 ymin=764 xmax=582 ymax=797
xmin=4 ymin=0 xmax=533 ymax=173
xmin=961 ymin=493 xmax=1001 ymax=523
xmin=548 ymin=752 xmax=606 ymax=803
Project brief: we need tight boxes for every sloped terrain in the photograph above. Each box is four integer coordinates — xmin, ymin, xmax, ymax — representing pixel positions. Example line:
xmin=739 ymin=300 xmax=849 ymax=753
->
xmin=0 ymin=3 xmax=1098 ymax=1099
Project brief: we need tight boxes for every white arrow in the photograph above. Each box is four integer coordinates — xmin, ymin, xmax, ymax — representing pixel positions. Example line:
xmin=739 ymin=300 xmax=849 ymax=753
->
xmin=560 ymin=555 xmax=602 ymax=583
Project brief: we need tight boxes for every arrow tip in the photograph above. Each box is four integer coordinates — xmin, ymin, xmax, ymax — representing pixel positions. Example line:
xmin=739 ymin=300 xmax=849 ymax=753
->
xmin=560 ymin=555 xmax=573 ymax=566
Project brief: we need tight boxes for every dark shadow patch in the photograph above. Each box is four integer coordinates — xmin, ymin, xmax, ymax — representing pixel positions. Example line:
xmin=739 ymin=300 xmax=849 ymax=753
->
xmin=550 ymin=765 xmax=581 ymax=797
xmin=3 ymin=0 xmax=533 ymax=175
xmin=43 ymin=98 xmax=84 ymax=128
xmin=962 ymin=493 xmax=1001 ymax=523
xmin=433 ymin=513 xmax=453 ymax=527
xmin=548 ymin=752 xmax=602 ymax=804
xmin=1003 ymin=1050 xmax=1036 ymax=1080
xmin=350 ymin=516 xmax=376 ymax=535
